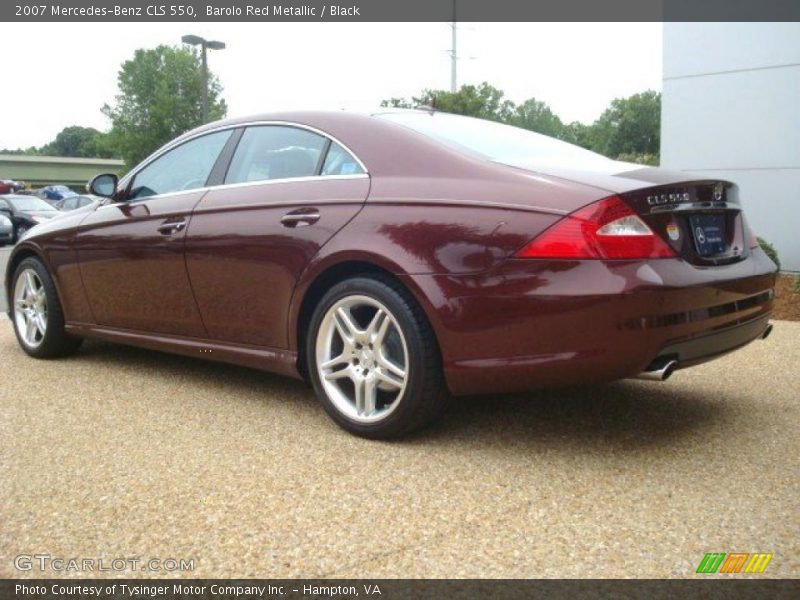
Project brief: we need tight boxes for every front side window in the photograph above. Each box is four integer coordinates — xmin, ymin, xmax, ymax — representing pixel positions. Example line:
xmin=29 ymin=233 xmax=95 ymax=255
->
xmin=0 ymin=199 xmax=9 ymax=210
xmin=129 ymin=130 xmax=232 ymax=200
xmin=225 ymin=126 xmax=327 ymax=184
xmin=62 ymin=198 xmax=78 ymax=210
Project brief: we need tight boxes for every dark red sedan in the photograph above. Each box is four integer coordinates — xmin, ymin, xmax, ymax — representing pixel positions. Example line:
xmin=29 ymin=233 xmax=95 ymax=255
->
xmin=5 ymin=110 xmax=776 ymax=437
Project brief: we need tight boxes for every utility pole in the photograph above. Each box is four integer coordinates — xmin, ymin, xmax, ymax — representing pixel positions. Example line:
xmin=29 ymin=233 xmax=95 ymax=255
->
xmin=450 ymin=0 xmax=457 ymax=92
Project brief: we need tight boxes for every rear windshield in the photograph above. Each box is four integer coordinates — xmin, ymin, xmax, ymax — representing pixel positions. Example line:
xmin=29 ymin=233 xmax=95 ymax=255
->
xmin=376 ymin=111 xmax=612 ymax=166
xmin=7 ymin=197 xmax=58 ymax=211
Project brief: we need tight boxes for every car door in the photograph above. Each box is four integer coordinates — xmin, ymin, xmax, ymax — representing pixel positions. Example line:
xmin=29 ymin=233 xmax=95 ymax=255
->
xmin=75 ymin=129 xmax=233 ymax=337
xmin=185 ymin=124 xmax=370 ymax=348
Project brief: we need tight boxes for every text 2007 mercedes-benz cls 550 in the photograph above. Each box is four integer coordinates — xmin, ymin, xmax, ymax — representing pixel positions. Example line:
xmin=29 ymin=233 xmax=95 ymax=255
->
xmin=5 ymin=110 xmax=777 ymax=437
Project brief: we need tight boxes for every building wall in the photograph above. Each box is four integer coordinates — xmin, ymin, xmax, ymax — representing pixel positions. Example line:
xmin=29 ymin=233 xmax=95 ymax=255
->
xmin=661 ymin=23 xmax=800 ymax=271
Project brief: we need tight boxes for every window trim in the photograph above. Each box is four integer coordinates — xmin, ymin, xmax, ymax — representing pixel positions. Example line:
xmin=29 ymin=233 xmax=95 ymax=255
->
xmin=223 ymin=124 xmax=331 ymax=186
xmin=126 ymin=128 xmax=236 ymax=202
xmin=122 ymin=120 xmax=369 ymax=189
xmin=102 ymin=121 xmax=369 ymax=210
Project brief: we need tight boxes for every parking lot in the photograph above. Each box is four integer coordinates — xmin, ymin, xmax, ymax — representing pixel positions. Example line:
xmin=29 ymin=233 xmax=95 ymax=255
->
xmin=0 ymin=244 xmax=798 ymax=578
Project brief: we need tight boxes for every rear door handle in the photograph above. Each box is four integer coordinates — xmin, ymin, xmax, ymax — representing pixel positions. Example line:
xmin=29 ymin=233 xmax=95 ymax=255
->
xmin=281 ymin=208 xmax=320 ymax=228
xmin=157 ymin=218 xmax=187 ymax=235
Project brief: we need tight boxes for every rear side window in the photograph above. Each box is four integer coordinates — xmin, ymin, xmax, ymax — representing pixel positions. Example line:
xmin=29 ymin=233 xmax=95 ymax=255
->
xmin=129 ymin=130 xmax=232 ymax=200
xmin=226 ymin=126 xmax=327 ymax=184
xmin=321 ymin=142 xmax=364 ymax=176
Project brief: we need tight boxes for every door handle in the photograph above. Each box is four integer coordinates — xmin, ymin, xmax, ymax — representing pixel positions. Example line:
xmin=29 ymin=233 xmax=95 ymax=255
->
xmin=281 ymin=208 xmax=320 ymax=228
xmin=157 ymin=219 xmax=187 ymax=235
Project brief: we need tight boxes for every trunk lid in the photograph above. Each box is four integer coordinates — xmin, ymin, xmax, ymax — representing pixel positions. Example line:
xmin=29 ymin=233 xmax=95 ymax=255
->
xmin=501 ymin=158 xmax=747 ymax=265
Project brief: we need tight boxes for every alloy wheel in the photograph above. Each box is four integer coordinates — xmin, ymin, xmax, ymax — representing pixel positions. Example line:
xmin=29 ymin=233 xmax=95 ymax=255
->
xmin=315 ymin=295 xmax=409 ymax=423
xmin=14 ymin=268 xmax=47 ymax=348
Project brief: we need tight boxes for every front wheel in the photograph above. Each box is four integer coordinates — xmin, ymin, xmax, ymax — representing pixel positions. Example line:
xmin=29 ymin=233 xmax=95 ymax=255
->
xmin=307 ymin=275 xmax=449 ymax=439
xmin=11 ymin=257 xmax=82 ymax=358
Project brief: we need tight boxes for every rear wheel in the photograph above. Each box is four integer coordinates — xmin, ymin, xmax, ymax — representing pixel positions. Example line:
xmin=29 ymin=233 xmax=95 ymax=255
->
xmin=307 ymin=275 xmax=449 ymax=438
xmin=11 ymin=257 xmax=82 ymax=358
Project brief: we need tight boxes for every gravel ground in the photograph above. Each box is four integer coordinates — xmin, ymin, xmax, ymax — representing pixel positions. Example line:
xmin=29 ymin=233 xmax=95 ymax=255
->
xmin=0 ymin=316 xmax=798 ymax=579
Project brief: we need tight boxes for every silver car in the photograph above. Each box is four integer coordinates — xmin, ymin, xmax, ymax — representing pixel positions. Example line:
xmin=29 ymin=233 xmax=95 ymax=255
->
xmin=0 ymin=213 xmax=12 ymax=246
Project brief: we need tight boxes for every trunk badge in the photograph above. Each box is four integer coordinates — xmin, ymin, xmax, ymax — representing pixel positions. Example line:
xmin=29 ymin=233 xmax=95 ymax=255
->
xmin=666 ymin=223 xmax=680 ymax=241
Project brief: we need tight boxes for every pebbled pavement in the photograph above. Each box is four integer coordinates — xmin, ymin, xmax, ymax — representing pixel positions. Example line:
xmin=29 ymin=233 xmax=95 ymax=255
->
xmin=0 ymin=317 xmax=798 ymax=578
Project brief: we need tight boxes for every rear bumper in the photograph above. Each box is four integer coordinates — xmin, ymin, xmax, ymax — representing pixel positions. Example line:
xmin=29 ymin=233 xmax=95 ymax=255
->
xmin=402 ymin=248 xmax=777 ymax=395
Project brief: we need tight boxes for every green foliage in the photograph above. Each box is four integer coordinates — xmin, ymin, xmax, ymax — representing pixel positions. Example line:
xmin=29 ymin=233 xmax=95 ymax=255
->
xmin=102 ymin=45 xmax=227 ymax=168
xmin=757 ymin=237 xmax=781 ymax=271
xmin=384 ymin=83 xmax=515 ymax=123
xmin=39 ymin=126 xmax=116 ymax=158
xmin=381 ymin=84 xmax=661 ymax=163
xmin=614 ymin=153 xmax=660 ymax=166
xmin=590 ymin=91 xmax=661 ymax=157
xmin=508 ymin=98 xmax=565 ymax=138
xmin=795 ymin=275 xmax=800 ymax=294
xmin=0 ymin=146 xmax=40 ymax=156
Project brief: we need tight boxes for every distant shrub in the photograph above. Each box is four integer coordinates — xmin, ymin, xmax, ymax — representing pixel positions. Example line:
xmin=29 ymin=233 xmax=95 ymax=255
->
xmin=615 ymin=153 xmax=659 ymax=166
xmin=757 ymin=237 xmax=780 ymax=271
xmin=795 ymin=275 xmax=800 ymax=294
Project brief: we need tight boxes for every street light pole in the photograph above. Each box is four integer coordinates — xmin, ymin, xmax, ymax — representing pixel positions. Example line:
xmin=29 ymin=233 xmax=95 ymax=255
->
xmin=181 ymin=34 xmax=226 ymax=123
xmin=200 ymin=44 xmax=208 ymax=123
xmin=450 ymin=1 xmax=457 ymax=92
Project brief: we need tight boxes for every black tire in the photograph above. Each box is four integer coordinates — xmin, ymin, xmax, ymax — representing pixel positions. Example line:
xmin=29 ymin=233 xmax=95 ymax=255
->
xmin=11 ymin=256 xmax=82 ymax=358
xmin=306 ymin=274 xmax=450 ymax=439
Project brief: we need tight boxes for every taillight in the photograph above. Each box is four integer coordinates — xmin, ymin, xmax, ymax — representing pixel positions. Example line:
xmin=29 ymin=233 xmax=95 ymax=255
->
xmin=514 ymin=195 xmax=676 ymax=260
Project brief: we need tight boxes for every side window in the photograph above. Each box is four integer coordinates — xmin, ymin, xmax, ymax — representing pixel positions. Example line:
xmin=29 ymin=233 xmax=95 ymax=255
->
xmin=0 ymin=199 xmax=9 ymax=210
xmin=225 ymin=126 xmax=326 ymax=184
xmin=79 ymin=197 xmax=93 ymax=208
xmin=62 ymin=198 xmax=77 ymax=210
xmin=321 ymin=142 xmax=364 ymax=176
xmin=129 ymin=130 xmax=232 ymax=200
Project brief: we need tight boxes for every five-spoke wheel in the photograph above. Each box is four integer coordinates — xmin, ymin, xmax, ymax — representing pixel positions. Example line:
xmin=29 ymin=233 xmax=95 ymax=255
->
xmin=11 ymin=257 xmax=82 ymax=358
xmin=316 ymin=295 xmax=409 ymax=423
xmin=307 ymin=275 xmax=449 ymax=438
xmin=13 ymin=268 xmax=47 ymax=349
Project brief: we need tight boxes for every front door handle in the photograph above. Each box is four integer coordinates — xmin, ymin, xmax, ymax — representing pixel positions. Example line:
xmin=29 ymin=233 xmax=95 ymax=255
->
xmin=281 ymin=208 xmax=320 ymax=228
xmin=157 ymin=218 xmax=187 ymax=235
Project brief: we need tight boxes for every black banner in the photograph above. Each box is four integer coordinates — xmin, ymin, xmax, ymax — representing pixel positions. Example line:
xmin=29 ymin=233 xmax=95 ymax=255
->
xmin=4 ymin=0 xmax=800 ymax=22
xmin=3 ymin=579 xmax=800 ymax=600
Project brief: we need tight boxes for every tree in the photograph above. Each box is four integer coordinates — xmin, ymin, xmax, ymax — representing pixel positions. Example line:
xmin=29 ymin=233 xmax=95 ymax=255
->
xmin=383 ymin=82 xmax=515 ymax=123
xmin=590 ymin=90 xmax=661 ymax=157
xmin=103 ymin=45 xmax=227 ymax=167
xmin=380 ymin=85 xmax=661 ymax=164
xmin=39 ymin=126 xmax=116 ymax=158
xmin=508 ymin=98 xmax=565 ymax=138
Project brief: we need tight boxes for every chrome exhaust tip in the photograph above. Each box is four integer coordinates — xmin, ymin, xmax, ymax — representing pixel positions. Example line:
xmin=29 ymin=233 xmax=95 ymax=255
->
xmin=633 ymin=359 xmax=678 ymax=382
xmin=761 ymin=324 xmax=773 ymax=340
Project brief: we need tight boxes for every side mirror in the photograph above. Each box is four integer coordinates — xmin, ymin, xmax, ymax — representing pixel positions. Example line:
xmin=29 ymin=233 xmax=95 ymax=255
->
xmin=88 ymin=173 xmax=118 ymax=198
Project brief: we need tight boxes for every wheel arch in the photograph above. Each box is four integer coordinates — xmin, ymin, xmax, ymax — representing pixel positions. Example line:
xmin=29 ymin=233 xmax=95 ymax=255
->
xmin=5 ymin=244 xmax=47 ymax=315
xmin=290 ymin=255 xmax=444 ymax=380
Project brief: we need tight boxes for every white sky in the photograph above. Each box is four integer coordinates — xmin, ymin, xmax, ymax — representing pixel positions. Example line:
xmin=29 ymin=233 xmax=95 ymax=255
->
xmin=1 ymin=22 xmax=662 ymax=149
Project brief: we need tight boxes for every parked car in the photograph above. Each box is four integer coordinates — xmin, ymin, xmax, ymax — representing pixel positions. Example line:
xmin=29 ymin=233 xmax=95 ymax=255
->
xmin=0 ymin=194 xmax=61 ymax=242
xmin=0 ymin=179 xmax=25 ymax=194
xmin=39 ymin=185 xmax=77 ymax=201
xmin=0 ymin=213 xmax=13 ymax=246
xmin=52 ymin=194 xmax=99 ymax=211
xmin=4 ymin=110 xmax=777 ymax=438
